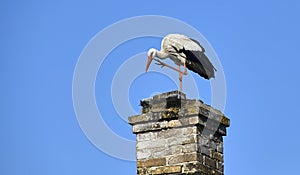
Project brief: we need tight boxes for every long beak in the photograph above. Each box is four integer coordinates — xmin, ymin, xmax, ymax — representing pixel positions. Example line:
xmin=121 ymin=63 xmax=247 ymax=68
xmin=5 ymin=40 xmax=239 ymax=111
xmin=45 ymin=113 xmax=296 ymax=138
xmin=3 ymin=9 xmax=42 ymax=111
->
xmin=145 ymin=56 xmax=153 ymax=72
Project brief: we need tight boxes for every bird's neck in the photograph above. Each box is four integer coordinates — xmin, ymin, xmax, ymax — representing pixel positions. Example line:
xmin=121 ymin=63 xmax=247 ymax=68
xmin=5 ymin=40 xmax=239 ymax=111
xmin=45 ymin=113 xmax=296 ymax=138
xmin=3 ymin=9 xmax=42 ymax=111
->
xmin=156 ymin=50 xmax=169 ymax=59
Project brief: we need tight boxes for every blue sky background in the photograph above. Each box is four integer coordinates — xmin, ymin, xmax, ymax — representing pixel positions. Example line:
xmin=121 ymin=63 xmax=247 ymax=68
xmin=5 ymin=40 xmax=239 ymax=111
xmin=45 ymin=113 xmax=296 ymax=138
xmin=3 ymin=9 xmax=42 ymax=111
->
xmin=1 ymin=0 xmax=300 ymax=174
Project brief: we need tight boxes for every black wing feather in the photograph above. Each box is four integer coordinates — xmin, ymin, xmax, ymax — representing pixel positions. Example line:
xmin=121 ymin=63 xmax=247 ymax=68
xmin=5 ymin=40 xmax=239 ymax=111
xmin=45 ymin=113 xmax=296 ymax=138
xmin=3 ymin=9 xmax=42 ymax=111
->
xmin=182 ymin=48 xmax=215 ymax=79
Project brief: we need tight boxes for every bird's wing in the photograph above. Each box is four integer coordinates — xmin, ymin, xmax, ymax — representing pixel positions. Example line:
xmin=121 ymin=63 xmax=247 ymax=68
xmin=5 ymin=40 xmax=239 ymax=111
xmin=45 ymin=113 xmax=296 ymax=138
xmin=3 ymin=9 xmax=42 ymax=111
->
xmin=165 ymin=34 xmax=203 ymax=50
xmin=162 ymin=34 xmax=189 ymax=59
xmin=165 ymin=44 xmax=186 ymax=59
xmin=183 ymin=48 xmax=216 ymax=79
xmin=163 ymin=34 xmax=216 ymax=79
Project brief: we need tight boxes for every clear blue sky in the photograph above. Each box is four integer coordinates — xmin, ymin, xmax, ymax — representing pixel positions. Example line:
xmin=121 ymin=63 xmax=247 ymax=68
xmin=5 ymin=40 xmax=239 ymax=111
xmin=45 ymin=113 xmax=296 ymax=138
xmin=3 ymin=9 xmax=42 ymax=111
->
xmin=1 ymin=0 xmax=300 ymax=174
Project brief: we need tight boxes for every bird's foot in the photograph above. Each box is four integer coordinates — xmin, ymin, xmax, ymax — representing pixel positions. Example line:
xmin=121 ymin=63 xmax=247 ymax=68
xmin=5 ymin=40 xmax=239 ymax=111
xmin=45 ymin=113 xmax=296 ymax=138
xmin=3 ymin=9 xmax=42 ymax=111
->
xmin=154 ymin=62 xmax=165 ymax=68
xmin=153 ymin=59 xmax=187 ymax=75
xmin=154 ymin=59 xmax=166 ymax=68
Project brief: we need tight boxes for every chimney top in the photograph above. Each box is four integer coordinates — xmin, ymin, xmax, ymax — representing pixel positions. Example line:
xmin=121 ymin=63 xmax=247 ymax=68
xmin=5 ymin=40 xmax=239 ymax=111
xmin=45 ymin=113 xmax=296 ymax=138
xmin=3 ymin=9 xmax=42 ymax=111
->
xmin=128 ymin=91 xmax=230 ymax=175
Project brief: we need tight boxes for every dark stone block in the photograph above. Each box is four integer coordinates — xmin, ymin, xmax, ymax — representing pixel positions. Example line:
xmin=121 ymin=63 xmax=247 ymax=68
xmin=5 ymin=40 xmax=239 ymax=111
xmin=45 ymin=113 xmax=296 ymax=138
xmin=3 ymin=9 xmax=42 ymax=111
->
xmin=204 ymin=156 xmax=217 ymax=168
xmin=166 ymin=95 xmax=181 ymax=109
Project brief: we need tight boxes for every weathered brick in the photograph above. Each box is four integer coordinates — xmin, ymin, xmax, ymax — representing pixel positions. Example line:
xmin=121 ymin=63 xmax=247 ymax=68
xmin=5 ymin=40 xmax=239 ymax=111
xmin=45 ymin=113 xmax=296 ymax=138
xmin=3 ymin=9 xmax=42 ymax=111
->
xmin=128 ymin=114 xmax=150 ymax=124
xmin=179 ymin=116 xmax=201 ymax=126
xmin=204 ymin=156 xmax=217 ymax=168
xmin=202 ymin=164 xmax=213 ymax=174
xmin=166 ymin=145 xmax=182 ymax=155
xmin=137 ymin=158 xmax=166 ymax=167
xmin=149 ymin=165 xmax=182 ymax=174
xmin=136 ymin=149 xmax=151 ymax=160
xmin=152 ymin=90 xmax=186 ymax=99
xmin=152 ymin=147 xmax=168 ymax=158
xmin=211 ymin=170 xmax=223 ymax=175
xmin=182 ymin=126 xmax=198 ymax=135
xmin=217 ymin=144 xmax=223 ymax=153
xmin=168 ymin=153 xmax=201 ymax=165
xmin=205 ymin=119 xmax=220 ymax=133
xmin=213 ymin=133 xmax=223 ymax=142
xmin=137 ymin=132 xmax=157 ymax=141
xmin=198 ymin=146 xmax=211 ymax=156
xmin=183 ymin=162 xmax=201 ymax=173
xmin=198 ymin=136 xmax=210 ymax=147
xmin=137 ymin=167 xmax=147 ymax=175
xmin=132 ymin=121 xmax=168 ymax=133
xmin=136 ymin=139 xmax=166 ymax=150
xmin=168 ymin=120 xmax=182 ymax=127
xmin=187 ymin=106 xmax=200 ymax=115
xmin=206 ymin=140 xmax=217 ymax=151
xmin=212 ymin=151 xmax=223 ymax=162
xmin=183 ymin=162 xmax=214 ymax=174
xmin=217 ymin=124 xmax=227 ymax=136
xmin=181 ymin=99 xmax=202 ymax=107
xmin=182 ymin=143 xmax=198 ymax=153
xmin=217 ymin=161 xmax=224 ymax=172
xmin=160 ymin=128 xmax=183 ymax=139
xmin=220 ymin=115 xmax=230 ymax=127
xmin=167 ymin=135 xmax=197 ymax=146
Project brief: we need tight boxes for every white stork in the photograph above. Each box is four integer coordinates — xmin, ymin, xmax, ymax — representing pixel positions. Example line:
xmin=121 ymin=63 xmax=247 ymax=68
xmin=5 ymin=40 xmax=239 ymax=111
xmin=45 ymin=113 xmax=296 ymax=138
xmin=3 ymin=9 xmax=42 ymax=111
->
xmin=145 ymin=33 xmax=216 ymax=92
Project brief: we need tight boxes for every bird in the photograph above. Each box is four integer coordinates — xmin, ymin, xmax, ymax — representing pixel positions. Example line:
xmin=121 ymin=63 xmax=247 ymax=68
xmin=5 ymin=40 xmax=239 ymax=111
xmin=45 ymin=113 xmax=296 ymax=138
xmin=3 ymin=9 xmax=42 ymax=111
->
xmin=145 ymin=33 xmax=216 ymax=92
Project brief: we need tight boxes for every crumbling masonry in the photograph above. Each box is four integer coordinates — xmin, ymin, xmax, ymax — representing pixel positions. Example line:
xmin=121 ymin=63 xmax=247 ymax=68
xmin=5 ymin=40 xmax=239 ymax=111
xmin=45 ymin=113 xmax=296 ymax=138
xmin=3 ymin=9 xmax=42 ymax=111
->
xmin=128 ymin=91 xmax=230 ymax=175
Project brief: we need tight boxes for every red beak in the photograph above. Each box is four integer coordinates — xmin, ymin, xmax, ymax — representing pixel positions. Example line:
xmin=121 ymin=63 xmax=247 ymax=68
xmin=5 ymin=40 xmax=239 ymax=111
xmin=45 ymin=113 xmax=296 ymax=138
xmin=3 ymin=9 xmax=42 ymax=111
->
xmin=145 ymin=56 xmax=153 ymax=72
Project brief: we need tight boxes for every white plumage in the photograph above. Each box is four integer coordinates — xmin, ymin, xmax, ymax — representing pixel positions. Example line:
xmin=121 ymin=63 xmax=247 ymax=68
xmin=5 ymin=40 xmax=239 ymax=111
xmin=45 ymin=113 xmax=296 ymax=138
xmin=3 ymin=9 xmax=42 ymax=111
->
xmin=145 ymin=33 xmax=216 ymax=91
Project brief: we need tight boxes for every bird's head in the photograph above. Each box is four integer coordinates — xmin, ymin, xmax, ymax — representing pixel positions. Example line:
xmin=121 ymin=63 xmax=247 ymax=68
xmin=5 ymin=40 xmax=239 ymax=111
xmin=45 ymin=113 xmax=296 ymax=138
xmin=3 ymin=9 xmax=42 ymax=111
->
xmin=145 ymin=48 xmax=157 ymax=72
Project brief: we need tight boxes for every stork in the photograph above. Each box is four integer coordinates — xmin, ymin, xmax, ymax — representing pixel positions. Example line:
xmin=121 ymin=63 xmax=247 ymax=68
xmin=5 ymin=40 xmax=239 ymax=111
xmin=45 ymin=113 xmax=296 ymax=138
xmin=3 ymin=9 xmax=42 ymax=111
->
xmin=145 ymin=33 xmax=216 ymax=92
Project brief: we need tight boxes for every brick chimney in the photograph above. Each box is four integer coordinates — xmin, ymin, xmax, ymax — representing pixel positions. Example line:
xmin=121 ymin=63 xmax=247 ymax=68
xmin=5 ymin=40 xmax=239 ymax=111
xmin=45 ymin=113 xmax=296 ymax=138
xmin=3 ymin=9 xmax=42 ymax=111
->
xmin=128 ymin=91 xmax=230 ymax=175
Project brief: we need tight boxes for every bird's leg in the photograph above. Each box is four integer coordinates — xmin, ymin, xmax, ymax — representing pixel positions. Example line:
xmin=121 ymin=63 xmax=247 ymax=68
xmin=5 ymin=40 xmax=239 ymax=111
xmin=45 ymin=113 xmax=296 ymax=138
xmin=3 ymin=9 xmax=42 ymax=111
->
xmin=154 ymin=59 xmax=186 ymax=74
xmin=183 ymin=62 xmax=188 ymax=75
xmin=178 ymin=65 xmax=183 ymax=92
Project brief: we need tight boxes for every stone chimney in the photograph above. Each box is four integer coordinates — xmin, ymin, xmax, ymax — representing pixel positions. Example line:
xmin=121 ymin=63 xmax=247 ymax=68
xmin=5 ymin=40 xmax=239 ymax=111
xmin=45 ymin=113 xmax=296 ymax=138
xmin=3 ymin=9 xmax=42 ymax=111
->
xmin=128 ymin=91 xmax=230 ymax=175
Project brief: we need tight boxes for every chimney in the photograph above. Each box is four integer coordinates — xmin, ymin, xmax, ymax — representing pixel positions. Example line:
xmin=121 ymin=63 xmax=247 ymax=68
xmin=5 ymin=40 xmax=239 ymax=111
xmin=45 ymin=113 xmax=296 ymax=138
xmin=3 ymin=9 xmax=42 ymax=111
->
xmin=128 ymin=91 xmax=230 ymax=175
